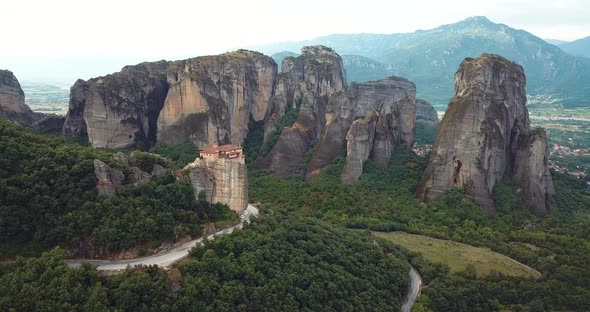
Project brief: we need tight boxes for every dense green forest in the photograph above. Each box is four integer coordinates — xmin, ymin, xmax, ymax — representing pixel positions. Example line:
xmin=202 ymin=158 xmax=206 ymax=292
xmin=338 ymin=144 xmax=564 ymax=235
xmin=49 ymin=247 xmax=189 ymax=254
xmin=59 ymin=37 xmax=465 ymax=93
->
xmin=1 ymin=117 xmax=589 ymax=311
xmin=0 ymin=119 xmax=236 ymax=257
xmin=0 ymin=219 xmax=413 ymax=311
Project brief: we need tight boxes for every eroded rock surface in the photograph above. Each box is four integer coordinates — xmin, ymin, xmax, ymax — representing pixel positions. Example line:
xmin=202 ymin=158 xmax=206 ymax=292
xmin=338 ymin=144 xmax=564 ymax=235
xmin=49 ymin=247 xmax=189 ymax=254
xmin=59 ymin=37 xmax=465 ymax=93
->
xmin=158 ymin=51 xmax=276 ymax=147
xmin=309 ymin=77 xmax=417 ymax=182
xmin=64 ymin=51 xmax=276 ymax=150
xmin=186 ymin=157 xmax=248 ymax=212
xmin=416 ymin=54 xmax=555 ymax=215
xmin=340 ymin=114 xmax=378 ymax=184
xmin=65 ymin=62 xmax=170 ymax=148
xmin=64 ymin=46 xmax=418 ymax=182
xmin=257 ymin=46 xmax=347 ymax=177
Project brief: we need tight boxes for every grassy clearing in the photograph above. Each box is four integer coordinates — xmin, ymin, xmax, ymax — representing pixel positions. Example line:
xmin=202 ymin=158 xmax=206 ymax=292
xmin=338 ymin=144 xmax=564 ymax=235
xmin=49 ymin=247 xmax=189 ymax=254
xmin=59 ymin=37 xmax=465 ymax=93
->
xmin=373 ymin=231 xmax=541 ymax=279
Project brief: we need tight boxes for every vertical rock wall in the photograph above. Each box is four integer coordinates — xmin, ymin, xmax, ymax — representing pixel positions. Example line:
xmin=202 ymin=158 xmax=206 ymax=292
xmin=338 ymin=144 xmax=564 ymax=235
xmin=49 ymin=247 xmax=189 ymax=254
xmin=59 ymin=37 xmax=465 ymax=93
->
xmin=416 ymin=54 xmax=555 ymax=215
xmin=188 ymin=157 xmax=248 ymax=212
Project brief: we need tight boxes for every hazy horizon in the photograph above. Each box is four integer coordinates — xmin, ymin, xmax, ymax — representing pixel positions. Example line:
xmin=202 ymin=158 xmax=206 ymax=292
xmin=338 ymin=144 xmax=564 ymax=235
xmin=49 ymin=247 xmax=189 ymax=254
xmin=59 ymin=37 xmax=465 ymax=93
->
xmin=2 ymin=0 xmax=589 ymax=83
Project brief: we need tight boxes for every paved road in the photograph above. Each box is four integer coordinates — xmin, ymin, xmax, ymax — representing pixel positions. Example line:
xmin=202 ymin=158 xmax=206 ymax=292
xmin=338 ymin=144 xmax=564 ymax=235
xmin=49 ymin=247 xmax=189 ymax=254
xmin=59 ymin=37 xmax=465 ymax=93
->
xmin=401 ymin=266 xmax=423 ymax=312
xmin=68 ymin=205 xmax=259 ymax=271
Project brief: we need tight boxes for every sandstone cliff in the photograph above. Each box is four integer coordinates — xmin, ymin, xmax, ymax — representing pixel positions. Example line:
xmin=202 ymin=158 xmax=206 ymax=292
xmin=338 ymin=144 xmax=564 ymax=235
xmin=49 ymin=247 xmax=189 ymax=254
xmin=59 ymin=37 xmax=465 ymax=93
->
xmin=157 ymin=50 xmax=276 ymax=147
xmin=63 ymin=51 xmax=276 ymax=149
xmin=0 ymin=70 xmax=43 ymax=125
xmin=257 ymin=46 xmax=347 ymax=177
xmin=302 ymin=76 xmax=416 ymax=182
xmin=416 ymin=54 xmax=555 ymax=216
xmin=256 ymin=47 xmax=417 ymax=180
xmin=64 ymin=46 xmax=418 ymax=182
xmin=186 ymin=157 xmax=248 ymax=212
xmin=340 ymin=114 xmax=378 ymax=184
xmin=64 ymin=62 xmax=170 ymax=148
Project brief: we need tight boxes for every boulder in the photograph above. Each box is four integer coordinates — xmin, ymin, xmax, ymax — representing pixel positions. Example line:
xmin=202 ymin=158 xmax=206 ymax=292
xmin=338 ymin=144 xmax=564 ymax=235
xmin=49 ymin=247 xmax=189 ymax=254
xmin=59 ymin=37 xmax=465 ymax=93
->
xmin=94 ymin=159 xmax=124 ymax=196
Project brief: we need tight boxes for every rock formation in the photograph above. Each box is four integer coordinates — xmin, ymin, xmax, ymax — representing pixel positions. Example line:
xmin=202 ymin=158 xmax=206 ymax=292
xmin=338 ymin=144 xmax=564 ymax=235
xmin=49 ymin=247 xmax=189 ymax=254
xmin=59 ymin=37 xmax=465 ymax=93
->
xmin=415 ymin=99 xmax=439 ymax=125
xmin=186 ymin=151 xmax=248 ymax=212
xmin=31 ymin=115 xmax=66 ymax=133
xmin=94 ymin=152 xmax=172 ymax=196
xmin=257 ymin=48 xmax=416 ymax=180
xmin=63 ymin=51 xmax=276 ymax=149
xmin=94 ymin=159 xmax=124 ymax=196
xmin=0 ymin=69 xmax=43 ymax=125
xmin=416 ymin=54 xmax=555 ymax=216
xmin=158 ymin=50 xmax=276 ymax=147
xmin=340 ymin=114 xmax=378 ymax=184
xmin=64 ymin=46 xmax=417 ymax=181
xmin=257 ymin=46 xmax=347 ymax=177
xmin=64 ymin=62 xmax=170 ymax=148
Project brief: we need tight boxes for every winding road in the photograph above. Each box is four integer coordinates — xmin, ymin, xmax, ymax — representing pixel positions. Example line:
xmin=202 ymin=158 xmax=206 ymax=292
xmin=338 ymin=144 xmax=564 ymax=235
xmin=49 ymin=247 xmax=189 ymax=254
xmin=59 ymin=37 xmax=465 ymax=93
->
xmin=402 ymin=266 xmax=423 ymax=312
xmin=68 ymin=205 xmax=258 ymax=272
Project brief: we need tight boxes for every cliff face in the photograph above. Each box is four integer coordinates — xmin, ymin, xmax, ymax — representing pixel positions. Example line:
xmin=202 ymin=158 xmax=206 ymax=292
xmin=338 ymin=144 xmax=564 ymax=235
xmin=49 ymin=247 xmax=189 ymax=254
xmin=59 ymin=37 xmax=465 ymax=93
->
xmin=307 ymin=76 xmax=416 ymax=183
xmin=64 ymin=61 xmax=170 ymax=148
xmin=257 ymin=46 xmax=347 ymax=177
xmin=64 ymin=46 xmax=418 ymax=183
xmin=257 ymin=47 xmax=416 ymax=179
xmin=416 ymin=54 xmax=555 ymax=216
xmin=158 ymin=51 xmax=276 ymax=147
xmin=0 ymin=70 xmax=42 ymax=125
xmin=340 ymin=114 xmax=378 ymax=184
xmin=187 ymin=157 xmax=248 ymax=212
xmin=64 ymin=52 xmax=276 ymax=149
xmin=415 ymin=99 xmax=439 ymax=125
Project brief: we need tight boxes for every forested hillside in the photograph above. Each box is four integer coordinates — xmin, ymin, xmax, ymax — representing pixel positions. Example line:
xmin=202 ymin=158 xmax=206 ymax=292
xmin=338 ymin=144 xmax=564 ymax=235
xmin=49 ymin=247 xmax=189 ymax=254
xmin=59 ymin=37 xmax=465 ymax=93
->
xmin=1 ymin=120 xmax=589 ymax=311
xmin=0 ymin=119 xmax=236 ymax=257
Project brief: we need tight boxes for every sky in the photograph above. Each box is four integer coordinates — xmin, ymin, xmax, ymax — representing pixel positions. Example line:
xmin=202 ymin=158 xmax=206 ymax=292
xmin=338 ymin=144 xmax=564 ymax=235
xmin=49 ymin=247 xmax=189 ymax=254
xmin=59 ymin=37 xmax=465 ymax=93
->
xmin=1 ymin=0 xmax=589 ymax=82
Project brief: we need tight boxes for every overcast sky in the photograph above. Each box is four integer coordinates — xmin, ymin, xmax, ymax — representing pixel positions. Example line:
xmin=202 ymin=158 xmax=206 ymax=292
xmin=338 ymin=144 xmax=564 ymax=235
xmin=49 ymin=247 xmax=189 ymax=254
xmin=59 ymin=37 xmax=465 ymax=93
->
xmin=2 ymin=0 xmax=588 ymax=81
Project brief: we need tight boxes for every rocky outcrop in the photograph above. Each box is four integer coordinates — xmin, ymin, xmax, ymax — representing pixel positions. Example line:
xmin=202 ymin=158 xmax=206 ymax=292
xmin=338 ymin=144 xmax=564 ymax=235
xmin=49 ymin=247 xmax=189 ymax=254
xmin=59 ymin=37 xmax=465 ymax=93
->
xmin=308 ymin=77 xmax=417 ymax=182
xmin=31 ymin=115 xmax=65 ymax=133
xmin=415 ymin=99 xmax=439 ymax=125
xmin=130 ymin=167 xmax=152 ymax=185
xmin=64 ymin=62 xmax=170 ymax=148
xmin=257 ymin=46 xmax=347 ymax=177
xmin=63 ymin=80 xmax=90 ymax=138
xmin=158 ymin=50 xmax=276 ymax=147
xmin=186 ymin=157 xmax=248 ymax=212
xmin=340 ymin=114 xmax=378 ymax=184
xmin=416 ymin=54 xmax=555 ymax=216
xmin=65 ymin=46 xmax=417 ymax=182
xmin=94 ymin=159 xmax=124 ymax=196
xmin=513 ymin=129 xmax=556 ymax=216
xmin=257 ymin=48 xmax=416 ymax=180
xmin=0 ymin=70 xmax=43 ymax=125
xmin=64 ymin=51 xmax=276 ymax=149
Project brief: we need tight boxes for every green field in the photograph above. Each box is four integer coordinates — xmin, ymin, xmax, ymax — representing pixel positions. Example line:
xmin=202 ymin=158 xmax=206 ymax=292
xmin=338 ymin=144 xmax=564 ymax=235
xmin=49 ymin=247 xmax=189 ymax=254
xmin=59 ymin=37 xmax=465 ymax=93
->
xmin=374 ymin=231 xmax=542 ymax=279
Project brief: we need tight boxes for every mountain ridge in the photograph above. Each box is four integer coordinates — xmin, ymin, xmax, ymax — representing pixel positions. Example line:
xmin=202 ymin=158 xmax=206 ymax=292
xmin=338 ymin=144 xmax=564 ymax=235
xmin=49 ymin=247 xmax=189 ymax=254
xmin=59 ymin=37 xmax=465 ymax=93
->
xmin=254 ymin=16 xmax=590 ymax=109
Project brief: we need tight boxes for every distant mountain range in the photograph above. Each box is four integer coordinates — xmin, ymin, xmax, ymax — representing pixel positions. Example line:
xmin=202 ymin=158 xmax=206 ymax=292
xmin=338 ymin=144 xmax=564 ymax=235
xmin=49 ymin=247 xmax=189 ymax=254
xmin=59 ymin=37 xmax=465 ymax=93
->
xmin=559 ymin=36 xmax=590 ymax=58
xmin=257 ymin=16 xmax=590 ymax=109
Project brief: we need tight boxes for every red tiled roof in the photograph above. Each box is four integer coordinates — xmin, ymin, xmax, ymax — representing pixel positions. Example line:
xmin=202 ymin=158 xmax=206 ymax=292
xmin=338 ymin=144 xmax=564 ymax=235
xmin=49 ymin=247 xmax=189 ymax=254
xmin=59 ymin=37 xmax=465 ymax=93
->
xmin=200 ymin=144 xmax=242 ymax=154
